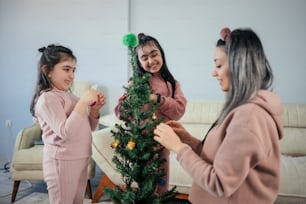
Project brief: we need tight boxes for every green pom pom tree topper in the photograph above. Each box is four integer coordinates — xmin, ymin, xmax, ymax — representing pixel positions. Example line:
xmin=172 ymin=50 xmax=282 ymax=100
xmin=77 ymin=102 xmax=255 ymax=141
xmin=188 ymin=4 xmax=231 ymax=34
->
xmin=122 ymin=32 xmax=138 ymax=47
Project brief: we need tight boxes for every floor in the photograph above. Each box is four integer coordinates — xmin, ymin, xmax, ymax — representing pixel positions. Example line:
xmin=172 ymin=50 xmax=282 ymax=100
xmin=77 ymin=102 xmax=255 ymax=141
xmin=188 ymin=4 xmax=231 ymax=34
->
xmin=0 ymin=164 xmax=111 ymax=204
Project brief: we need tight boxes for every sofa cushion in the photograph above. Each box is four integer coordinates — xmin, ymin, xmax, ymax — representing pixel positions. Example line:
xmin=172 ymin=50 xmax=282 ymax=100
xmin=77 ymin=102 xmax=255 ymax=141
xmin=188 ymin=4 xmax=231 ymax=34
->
xmin=169 ymin=152 xmax=192 ymax=194
xmin=182 ymin=124 xmax=212 ymax=140
xmin=279 ymin=155 xmax=306 ymax=199
xmin=179 ymin=101 xmax=223 ymax=124
xmin=92 ymin=128 xmax=123 ymax=186
xmin=280 ymin=128 xmax=306 ymax=156
xmin=12 ymin=145 xmax=43 ymax=171
xmin=283 ymin=103 xmax=306 ymax=128
xmin=99 ymin=113 xmax=121 ymax=127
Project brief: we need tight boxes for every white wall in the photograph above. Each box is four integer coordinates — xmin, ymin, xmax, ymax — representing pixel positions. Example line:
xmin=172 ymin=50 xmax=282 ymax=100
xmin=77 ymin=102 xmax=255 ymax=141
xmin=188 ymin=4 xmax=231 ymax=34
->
xmin=0 ymin=0 xmax=305 ymax=161
xmin=130 ymin=0 xmax=306 ymax=102
xmin=0 ymin=0 xmax=129 ymax=161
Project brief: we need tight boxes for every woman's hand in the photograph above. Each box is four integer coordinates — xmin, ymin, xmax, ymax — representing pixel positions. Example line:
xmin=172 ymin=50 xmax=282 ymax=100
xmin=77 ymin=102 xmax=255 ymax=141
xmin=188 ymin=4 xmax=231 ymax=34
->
xmin=165 ymin=120 xmax=192 ymax=143
xmin=154 ymin=123 xmax=186 ymax=154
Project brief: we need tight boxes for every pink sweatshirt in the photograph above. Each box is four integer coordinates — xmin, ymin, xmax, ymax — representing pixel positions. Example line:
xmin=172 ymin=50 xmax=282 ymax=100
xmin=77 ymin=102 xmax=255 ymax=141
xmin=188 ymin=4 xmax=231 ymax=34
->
xmin=35 ymin=88 xmax=99 ymax=160
xmin=115 ymin=73 xmax=187 ymax=121
xmin=177 ymin=90 xmax=283 ymax=204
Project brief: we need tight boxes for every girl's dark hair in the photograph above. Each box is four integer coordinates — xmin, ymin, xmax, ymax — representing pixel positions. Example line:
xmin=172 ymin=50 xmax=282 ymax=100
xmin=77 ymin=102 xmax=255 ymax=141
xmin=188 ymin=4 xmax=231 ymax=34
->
xmin=216 ymin=28 xmax=274 ymax=123
xmin=135 ymin=33 xmax=176 ymax=97
xmin=30 ymin=44 xmax=76 ymax=116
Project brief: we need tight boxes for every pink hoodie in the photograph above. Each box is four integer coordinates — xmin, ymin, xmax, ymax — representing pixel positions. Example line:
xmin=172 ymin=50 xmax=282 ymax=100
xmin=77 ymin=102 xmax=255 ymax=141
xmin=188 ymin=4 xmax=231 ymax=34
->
xmin=177 ymin=90 xmax=283 ymax=204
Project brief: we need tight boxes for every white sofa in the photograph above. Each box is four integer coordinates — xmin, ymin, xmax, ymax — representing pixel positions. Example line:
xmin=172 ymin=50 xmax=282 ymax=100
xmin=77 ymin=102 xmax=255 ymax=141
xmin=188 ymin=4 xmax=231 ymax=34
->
xmin=91 ymin=101 xmax=306 ymax=203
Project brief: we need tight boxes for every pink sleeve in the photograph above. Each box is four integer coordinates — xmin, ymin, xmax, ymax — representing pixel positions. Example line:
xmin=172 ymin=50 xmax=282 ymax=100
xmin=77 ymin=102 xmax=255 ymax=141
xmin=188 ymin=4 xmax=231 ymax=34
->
xmin=36 ymin=93 xmax=87 ymax=140
xmin=158 ymin=81 xmax=187 ymax=120
xmin=88 ymin=115 xmax=99 ymax=131
xmin=114 ymin=94 xmax=127 ymax=119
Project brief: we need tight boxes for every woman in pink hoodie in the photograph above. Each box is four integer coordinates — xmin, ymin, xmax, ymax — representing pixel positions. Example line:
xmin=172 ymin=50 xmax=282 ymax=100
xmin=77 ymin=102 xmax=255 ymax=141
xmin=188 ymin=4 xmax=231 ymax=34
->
xmin=30 ymin=44 xmax=105 ymax=204
xmin=154 ymin=28 xmax=283 ymax=204
xmin=115 ymin=33 xmax=187 ymax=195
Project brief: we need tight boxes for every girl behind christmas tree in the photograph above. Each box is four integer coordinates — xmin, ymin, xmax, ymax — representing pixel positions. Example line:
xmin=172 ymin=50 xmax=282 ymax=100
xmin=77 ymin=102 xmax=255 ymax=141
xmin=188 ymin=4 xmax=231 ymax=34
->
xmin=115 ymin=33 xmax=187 ymax=195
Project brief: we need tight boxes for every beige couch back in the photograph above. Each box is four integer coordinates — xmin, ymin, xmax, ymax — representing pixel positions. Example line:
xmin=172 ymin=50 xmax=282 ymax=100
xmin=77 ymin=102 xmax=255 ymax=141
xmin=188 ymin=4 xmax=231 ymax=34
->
xmin=178 ymin=101 xmax=306 ymax=156
xmin=281 ymin=103 xmax=306 ymax=156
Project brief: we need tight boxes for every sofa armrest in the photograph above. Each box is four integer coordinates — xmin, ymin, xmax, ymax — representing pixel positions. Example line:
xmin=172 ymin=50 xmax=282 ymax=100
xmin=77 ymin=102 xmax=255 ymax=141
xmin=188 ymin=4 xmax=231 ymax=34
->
xmin=99 ymin=113 xmax=121 ymax=127
xmin=92 ymin=128 xmax=124 ymax=186
xmin=14 ymin=123 xmax=42 ymax=150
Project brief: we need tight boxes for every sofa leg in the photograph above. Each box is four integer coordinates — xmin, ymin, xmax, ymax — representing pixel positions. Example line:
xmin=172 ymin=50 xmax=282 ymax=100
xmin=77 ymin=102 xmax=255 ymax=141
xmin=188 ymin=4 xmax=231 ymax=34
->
xmin=11 ymin=180 xmax=20 ymax=203
xmin=92 ymin=174 xmax=116 ymax=203
xmin=86 ymin=179 xmax=92 ymax=199
xmin=175 ymin=193 xmax=189 ymax=200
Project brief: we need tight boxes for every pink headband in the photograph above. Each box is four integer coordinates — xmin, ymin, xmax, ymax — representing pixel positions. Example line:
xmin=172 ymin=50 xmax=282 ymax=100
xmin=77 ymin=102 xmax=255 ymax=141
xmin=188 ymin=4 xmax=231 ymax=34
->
xmin=220 ymin=27 xmax=231 ymax=44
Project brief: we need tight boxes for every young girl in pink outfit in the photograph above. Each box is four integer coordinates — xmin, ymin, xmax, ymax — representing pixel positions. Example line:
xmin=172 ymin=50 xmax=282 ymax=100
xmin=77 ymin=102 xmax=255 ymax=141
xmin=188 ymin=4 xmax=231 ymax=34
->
xmin=30 ymin=44 xmax=106 ymax=204
xmin=115 ymin=33 xmax=187 ymax=195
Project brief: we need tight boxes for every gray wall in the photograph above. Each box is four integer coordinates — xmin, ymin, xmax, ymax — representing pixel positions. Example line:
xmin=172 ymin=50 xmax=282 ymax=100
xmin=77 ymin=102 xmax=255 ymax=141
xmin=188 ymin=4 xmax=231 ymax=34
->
xmin=1 ymin=0 xmax=305 ymax=162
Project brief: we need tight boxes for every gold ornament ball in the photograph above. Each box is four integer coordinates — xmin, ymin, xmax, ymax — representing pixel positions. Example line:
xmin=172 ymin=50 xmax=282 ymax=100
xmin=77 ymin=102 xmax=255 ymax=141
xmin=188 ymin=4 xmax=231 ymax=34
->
xmin=111 ymin=140 xmax=119 ymax=148
xmin=152 ymin=113 xmax=157 ymax=120
xmin=127 ymin=141 xmax=136 ymax=150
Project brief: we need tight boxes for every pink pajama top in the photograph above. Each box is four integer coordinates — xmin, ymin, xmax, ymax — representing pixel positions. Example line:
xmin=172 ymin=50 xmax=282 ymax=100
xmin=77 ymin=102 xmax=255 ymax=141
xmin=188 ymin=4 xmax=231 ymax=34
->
xmin=115 ymin=73 xmax=187 ymax=121
xmin=35 ymin=88 xmax=99 ymax=160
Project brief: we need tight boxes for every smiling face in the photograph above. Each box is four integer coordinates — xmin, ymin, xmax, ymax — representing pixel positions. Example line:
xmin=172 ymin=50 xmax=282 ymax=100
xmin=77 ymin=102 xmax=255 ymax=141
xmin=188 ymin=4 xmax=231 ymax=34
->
xmin=47 ymin=57 xmax=76 ymax=91
xmin=212 ymin=47 xmax=231 ymax=92
xmin=137 ymin=43 xmax=163 ymax=74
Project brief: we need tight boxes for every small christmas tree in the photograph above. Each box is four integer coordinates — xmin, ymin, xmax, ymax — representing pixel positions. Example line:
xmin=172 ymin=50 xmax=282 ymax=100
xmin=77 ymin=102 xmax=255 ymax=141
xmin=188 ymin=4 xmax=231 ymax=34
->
xmin=104 ymin=33 xmax=177 ymax=204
